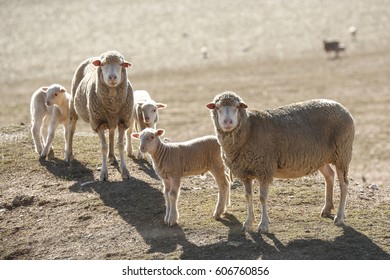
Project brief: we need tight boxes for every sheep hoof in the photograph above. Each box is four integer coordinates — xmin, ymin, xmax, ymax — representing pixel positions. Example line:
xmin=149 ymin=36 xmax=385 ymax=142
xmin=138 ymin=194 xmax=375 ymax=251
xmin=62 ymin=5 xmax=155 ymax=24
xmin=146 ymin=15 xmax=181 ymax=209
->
xmin=213 ymin=208 xmax=225 ymax=220
xmin=320 ymin=208 xmax=332 ymax=218
xmin=242 ymin=222 xmax=254 ymax=232
xmin=166 ymin=219 xmax=177 ymax=227
xmin=99 ymin=170 xmax=109 ymax=181
xmin=47 ymin=149 xmax=55 ymax=160
xmin=65 ymin=154 xmax=74 ymax=163
xmin=258 ymin=224 xmax=269 ymax=234
xmin=334 ymin=215 xmax=345 ymax=226
xmin=109 ymin=156 xmax=118 ymax=166
xmin=168 ymin=220 xmax=178 ymax=227
xmin=121 ymin=168 xmax=131 ymax=180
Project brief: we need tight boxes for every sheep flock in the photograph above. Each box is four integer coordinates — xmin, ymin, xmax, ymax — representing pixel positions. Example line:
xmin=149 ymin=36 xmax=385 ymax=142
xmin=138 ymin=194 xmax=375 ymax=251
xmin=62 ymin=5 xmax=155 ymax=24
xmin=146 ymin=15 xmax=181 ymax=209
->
xmin=29 ymin=50 xmax=355 ymax=233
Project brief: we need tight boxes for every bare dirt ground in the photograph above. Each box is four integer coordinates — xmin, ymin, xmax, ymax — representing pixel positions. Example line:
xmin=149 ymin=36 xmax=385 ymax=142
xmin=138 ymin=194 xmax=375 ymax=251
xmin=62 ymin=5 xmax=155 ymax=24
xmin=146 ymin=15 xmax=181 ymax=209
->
xmin=0 ymin=0 xmax=389 ymax=260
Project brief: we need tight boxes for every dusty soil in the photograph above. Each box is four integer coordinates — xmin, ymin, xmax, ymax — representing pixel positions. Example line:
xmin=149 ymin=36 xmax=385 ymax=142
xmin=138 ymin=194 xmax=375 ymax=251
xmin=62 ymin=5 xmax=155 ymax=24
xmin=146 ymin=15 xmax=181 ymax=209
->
xmin=0 ymin=0 xmax=389 ymax=260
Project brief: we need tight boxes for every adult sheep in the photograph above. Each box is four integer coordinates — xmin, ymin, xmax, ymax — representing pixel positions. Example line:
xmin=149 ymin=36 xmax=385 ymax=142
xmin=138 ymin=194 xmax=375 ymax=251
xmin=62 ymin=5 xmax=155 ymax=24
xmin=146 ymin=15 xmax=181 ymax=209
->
xmin=126 ymin=90 xmax=167 ymax=158
xmin=131 ymin=128 xmax=230 ymax=226
xmin=66 ymin=50 xmax=134 ymax=181
xmin=206 ymin=91 xmax=355 ymax=233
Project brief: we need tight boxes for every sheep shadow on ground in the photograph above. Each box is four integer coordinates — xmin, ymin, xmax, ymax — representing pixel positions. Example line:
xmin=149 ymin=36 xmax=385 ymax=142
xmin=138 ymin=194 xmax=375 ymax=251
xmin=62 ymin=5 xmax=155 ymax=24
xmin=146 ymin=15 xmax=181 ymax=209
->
xmin=128 ymin=156 xmax=160 ymax=180
xmin=69 ymin=177 xmax=269 ymax=259
xmin=262 ymin=225 xmax=390 ymax=259
xmin=39 ymin=157 xmax=94 ymax=182
xmin=69 ymin=178 xmax=389 ymax=260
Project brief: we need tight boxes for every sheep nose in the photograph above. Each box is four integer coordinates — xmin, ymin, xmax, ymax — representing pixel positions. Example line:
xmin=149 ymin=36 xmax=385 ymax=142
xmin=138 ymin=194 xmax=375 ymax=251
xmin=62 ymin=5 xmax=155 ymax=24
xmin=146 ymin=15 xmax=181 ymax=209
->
xmin=224 ymin=119 xmax=233 ymax=125
xmin=46 ymin=101 xmax=51 ymax=106
xmin=109 ymin=74 xmax=117 ymax=80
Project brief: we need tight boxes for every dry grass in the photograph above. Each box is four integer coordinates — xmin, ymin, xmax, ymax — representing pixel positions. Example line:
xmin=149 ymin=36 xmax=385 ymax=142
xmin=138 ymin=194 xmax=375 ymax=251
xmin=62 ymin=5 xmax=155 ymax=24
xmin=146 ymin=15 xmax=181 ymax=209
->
xmin=0 ymin=0 xmax=389 ymax=260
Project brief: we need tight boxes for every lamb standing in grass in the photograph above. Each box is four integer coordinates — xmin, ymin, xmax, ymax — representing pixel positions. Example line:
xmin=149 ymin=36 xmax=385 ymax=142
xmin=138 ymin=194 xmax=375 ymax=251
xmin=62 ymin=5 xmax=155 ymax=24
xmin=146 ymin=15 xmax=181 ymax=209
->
xmin=30 ymin=84 xmax=70 ymax=159
xmin=66 ymin=50 xmax=134 ymax=181
xmin=126 ymin=90 xmax=167 ymax=158
xmin=206 ymin=91 xmax=355 ymax=233
xmin=132 ymin=128 xmax=230 ymax=226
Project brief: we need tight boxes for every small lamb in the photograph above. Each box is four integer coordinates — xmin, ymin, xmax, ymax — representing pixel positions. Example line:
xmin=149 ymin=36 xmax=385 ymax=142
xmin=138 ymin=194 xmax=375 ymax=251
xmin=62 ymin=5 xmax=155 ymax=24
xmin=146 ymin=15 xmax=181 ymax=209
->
xmin=132 ymin=128 xmax=230 ymax=226
xmin=126 ymin=90 xmax=167 ymax=158
xmin=207 ymin=91 xmax=355 ymax=233
xmin=30 ymin=84 xmax=70 ymax=159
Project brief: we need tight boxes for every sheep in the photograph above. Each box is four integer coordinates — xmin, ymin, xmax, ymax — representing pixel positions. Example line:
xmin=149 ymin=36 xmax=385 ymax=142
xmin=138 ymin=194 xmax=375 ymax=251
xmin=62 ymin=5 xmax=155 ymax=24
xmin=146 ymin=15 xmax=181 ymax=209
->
xmin=66 ymin=50 xmax=134 ymax=181
xmin=30 ymin=84 xmax=70 ymax=159
xmin=323 ymin=40 xmax=345 ymax=58
xmin=131 ymin=128 xmax=230 ymax=226
xmin=125 ymin=90 xmax=167 ymax=158
xmin=206 ymin=91 xmax=355 ymax=233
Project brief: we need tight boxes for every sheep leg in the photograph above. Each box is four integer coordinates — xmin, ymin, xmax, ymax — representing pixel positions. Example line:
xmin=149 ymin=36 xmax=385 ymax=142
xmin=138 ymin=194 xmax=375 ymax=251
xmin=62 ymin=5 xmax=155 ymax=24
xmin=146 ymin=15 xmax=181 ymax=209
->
xmin=162 ymin=179 xmax=171 ymax=224
xmin=31 ymin=117 xmax=43 ymax=155
xmin=107 ymin=128 xmax=118 ymax=165
xmin=66 ymin=112 xmax=77 ymax=162
xmin=242 ymin=179 xmax=255 ymax=232
xmin=210 ymin=168 xmax=229 ymax=219
xmin=97 ymin=127 xmax=109 ymax=181
xmin=63 ymin=122 xmax=70 ymax=160
xmin=125 ymin=121 xmax=134 ymax=157
xmin=167 ymin=177 xmax=181 ymax=226
xmin=334 ymin=167 xmax=349 ymax=226
xmin=41 ymin=118 xmax=60 ymax=159
xmin=258 ymin=182 xmax=270 ymax=233
xmin=319 ymin=164 xmax=335 ymax=218
xmin=41 ymin=116 xmax=54 ymax=158
xmin=117 ymin=124 xmax=130 ymax=180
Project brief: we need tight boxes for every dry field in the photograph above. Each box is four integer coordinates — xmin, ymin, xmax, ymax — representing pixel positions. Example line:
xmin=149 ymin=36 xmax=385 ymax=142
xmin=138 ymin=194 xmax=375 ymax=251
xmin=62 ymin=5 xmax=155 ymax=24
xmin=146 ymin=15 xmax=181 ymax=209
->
xmin=0 ymin=0 xmax=389 ymax=259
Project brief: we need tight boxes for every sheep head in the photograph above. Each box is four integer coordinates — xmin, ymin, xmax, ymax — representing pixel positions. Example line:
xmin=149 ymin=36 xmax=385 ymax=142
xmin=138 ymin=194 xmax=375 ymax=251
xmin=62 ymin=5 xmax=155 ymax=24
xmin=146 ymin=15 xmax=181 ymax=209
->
xmin=132 ymin=128 xmax=165 ymax=155
xmin=43 ymin=84 xmax=66 ymax=106
xmin=92 ymin=51 xmax=132 ymax=88
xmin=139 ymin=101 xmax=167 ymax=126
xmin=206 ymin=91 xmax=248 ymax=132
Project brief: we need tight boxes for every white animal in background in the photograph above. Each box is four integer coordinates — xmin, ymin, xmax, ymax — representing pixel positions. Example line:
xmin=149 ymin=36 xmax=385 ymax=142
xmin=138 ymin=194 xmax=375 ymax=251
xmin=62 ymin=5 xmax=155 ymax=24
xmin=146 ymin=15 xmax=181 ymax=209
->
xmin=126 ymin=90 xmax=167 ymax=158
xmin=207 ymin=91 xmax=355 ymax=233
xmin=132 ymin=128 xmax=230 ymax=226
xmin=30 ymin=84 xmax=71 ymax=159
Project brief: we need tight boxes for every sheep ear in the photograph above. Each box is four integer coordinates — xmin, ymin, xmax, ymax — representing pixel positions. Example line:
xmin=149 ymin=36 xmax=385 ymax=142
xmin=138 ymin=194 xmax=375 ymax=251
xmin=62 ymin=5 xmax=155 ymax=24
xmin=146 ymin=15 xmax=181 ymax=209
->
xmin=206 ymin=103 xmax=216 ymax=110
xmin=156 ymin=103 xmax=167 ymax=109
xmin=155 ymin=129 xmax=165 ymax=137
xmin=92 ymin=59 xmax=101 ymax=66
xmin=41 ymin=87 xmax=49 ymax=93
xmin=121 ymin=62 xmax=132 ymax=68
xmin=59 ymin=87 xmax=66 ymax=93
xmin=131 ymin=133 xmax=140 ymax=139
xmin=239 ymin=102 xmax=248 ymax=109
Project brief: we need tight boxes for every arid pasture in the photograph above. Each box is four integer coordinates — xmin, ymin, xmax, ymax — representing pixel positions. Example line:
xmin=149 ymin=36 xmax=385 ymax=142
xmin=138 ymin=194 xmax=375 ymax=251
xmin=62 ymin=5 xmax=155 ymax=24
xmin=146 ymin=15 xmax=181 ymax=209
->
xmin=0 ymin=0 xmax=389 ymax=259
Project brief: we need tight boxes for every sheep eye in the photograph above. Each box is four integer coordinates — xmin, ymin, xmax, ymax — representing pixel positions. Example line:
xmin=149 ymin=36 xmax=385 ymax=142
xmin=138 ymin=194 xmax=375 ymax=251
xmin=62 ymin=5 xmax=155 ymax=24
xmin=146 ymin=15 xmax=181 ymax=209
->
xmin=54 ymin=93 xmax=58 ymax=96
xmin=153 ymin=109 xmax=156 ymax=112
xmin=150 ymin=136 xmax=155 ymax=140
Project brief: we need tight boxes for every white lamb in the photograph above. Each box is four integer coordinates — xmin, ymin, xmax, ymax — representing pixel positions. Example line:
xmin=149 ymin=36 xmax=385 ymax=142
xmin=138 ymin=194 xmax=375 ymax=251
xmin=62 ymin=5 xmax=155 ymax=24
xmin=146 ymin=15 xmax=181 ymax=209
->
xmin=207 ymin=91 xmax=355 ymax=233
xmin=131 ymin=128 xmax=230 ymax=226
xmin=126 ymin=90 xmax=167 ymax=158
xmin=30 ymin=84 xmax=71 ymax=159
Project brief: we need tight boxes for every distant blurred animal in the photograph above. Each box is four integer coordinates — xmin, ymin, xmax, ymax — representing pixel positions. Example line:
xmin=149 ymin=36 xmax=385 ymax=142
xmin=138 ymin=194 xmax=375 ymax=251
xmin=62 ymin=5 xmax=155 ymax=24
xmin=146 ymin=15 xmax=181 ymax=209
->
xmin=349 ymin=26 xmax=357 ymax=41
xmin=323 ymin=40 xmax=345 ymax=58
